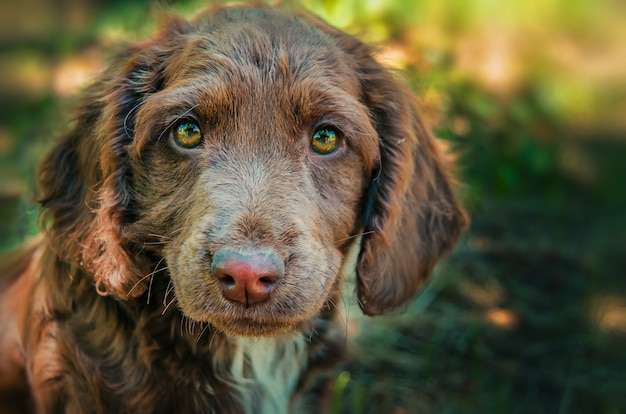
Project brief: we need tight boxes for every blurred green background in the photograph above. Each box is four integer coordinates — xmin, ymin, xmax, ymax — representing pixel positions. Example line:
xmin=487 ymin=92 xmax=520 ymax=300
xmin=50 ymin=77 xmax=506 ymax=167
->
xmin=1 ymin=0 xmax=625 ymax=412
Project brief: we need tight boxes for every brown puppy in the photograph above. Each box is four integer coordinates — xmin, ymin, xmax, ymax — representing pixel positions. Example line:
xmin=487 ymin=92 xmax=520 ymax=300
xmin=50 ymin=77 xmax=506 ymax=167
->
xmin=0 ymin=4 xmax=467 ymax=413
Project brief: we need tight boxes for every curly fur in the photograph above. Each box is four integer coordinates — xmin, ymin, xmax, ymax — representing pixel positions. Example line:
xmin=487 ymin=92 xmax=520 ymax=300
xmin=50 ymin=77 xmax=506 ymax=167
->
xmin=0 ymin=4 xmax=467 ymax=413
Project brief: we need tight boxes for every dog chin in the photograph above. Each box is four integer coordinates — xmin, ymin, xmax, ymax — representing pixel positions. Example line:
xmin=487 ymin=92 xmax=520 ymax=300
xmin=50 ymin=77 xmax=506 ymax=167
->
xmin=210 ymin=317 xmax=301 ymax=338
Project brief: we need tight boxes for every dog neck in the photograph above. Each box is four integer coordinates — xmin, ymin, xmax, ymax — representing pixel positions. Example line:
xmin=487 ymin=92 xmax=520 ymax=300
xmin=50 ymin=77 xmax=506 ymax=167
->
xmin=229 ymin=335 xmax=308 ymax=413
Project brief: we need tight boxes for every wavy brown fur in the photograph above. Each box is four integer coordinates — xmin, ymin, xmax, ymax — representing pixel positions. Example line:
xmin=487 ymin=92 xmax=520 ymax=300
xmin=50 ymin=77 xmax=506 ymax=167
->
xmin=0 ymin=4 xmax=466 ymax=413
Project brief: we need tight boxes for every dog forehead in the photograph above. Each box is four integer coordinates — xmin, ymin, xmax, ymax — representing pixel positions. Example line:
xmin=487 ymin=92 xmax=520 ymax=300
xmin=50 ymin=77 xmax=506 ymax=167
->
xmin=165 ymin=7 xmax=360 ymax=92
xmin=192 ymin=5 xmax=339 ymax=52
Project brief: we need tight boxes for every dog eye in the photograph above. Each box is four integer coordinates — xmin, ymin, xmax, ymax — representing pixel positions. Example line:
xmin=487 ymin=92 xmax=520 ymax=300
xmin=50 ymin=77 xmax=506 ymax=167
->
xmin=173 ymin=121 xmax=203 ymax=149
xmin=310 ymin=127 xmax=339 ymax=155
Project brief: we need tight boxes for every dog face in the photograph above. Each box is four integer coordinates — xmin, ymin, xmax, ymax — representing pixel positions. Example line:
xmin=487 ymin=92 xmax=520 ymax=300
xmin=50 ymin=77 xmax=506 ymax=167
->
xmin=129 ymin=15 xmax=379 ymax=335
xmin=38 ymin=6 xmax=467 ymax=337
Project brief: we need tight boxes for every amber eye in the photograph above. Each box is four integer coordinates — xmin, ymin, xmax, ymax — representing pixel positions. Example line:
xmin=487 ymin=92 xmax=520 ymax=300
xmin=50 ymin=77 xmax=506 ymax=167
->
xmin=311 ymin=127 xmax=339 ymax=155
xmin=173 ymin=121 xmax=203 ymax=149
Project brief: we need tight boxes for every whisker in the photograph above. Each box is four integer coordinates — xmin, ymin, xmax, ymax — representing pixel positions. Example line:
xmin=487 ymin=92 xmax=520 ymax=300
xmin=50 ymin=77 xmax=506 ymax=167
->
xmin=144 ymin=263 xmax=169 ymax=279
xmin=146 ymin=259 xmax=166 ymax=305
xmin=318 ymin=230 xmax=377 ymax=252
xmin=146 ymin=273 xmax=154 ymax=305
xmin=197 ymin=323 xmax=209 ymax=342
xmin=147 ymin=233 xmax=174 ymax=240
xmin=128 ymin=257 xmax=167 ymax=302
xmin=128 ymin=273 xmax=154 ymax=297
xmin=183 ymin=318 xmax=189 ymax=336
xmin=123 ymin=101 xmax=145 ymax=137
xmin=163 ymin=296 xmax=177 ymax=315
xmin=156 ymin=104 xmax=201 ymax=144
xmin=208 ymin=329 xmax=217 ymax=350
xmin=142 ymin=228 xmax=190 ymax=247
xmin=179 ymin=317 xmax=185 ymax=336
xmin=181 ymin=316 xmax=195 ymax=337
xmin=142 ymin=241 xmax=168 ymax=246
xmin=170 ymin=226 xmax=192 ymax=236
xmin=163 ymin=280 xmax=174 ymax=307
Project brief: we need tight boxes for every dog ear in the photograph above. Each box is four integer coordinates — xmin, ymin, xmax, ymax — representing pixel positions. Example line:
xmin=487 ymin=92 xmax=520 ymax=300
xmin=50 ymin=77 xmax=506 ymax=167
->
xmin=299 ymin=14 xmax=468 ymax=315
xmin=353 ymin=53 xmax=468 ymax=316
xmin=38 ymin=19 xmax=190 ymax=298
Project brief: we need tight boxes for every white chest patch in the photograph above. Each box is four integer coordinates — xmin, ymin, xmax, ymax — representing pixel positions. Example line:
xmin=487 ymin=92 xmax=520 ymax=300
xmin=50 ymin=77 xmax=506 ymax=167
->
xmin=230 ymin=334 xmax=308 ymax=413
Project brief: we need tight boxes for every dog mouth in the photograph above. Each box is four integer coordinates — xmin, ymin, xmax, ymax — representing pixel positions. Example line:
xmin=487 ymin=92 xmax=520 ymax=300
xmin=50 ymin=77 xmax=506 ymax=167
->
xmin=191 ymin=307 xmax=313 ymax=337
xmin=181 ymin=297 xmax=322 ymax=337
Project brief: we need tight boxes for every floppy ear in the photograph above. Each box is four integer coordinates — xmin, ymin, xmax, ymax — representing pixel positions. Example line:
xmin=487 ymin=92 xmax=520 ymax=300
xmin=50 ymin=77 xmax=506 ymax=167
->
xmin=38 ymin=20 xmax=189 ymax=298
xmin=298 ymin=13 xmax=468 ymax=315
xmin=354 ymin=57 xmax=468 ymax=316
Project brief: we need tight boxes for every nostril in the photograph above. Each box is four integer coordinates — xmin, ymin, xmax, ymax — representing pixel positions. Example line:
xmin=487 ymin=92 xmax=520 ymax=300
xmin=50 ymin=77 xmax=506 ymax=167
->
xmin=258 ymin=276 xmax=275 ymax=285
xmin=218 ymin=274 xmax=237 ymax=289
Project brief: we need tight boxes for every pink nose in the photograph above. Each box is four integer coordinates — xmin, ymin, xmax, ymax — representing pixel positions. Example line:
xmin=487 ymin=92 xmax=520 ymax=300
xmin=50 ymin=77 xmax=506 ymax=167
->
xmin=211 ymin=249 xmax=284 ymax=306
